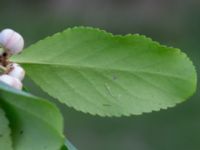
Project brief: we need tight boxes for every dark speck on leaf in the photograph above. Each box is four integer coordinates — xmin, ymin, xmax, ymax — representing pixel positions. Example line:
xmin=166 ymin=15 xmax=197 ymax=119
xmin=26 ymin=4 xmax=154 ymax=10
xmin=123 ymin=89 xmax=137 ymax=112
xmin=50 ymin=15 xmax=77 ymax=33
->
xmin=20 ymin=130 xmax=23 ymax=135
xmin=44 ymin=145 xmax=47 ymax=149
xmin=103 ymin=104 xmax=112 ymax=107
xmin=112 ymin=75 xmax=117 ymax=80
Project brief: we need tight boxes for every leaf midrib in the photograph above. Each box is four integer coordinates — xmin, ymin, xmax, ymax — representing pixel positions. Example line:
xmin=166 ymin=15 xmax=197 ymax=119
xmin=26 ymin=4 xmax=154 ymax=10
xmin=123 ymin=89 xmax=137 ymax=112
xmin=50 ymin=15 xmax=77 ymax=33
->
xmin=16 ymin=61 xmax=190 ymax=81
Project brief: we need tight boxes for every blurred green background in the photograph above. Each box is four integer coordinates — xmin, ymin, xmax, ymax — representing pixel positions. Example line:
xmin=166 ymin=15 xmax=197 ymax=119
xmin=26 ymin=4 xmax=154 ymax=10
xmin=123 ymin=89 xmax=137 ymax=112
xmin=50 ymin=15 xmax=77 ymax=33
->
xmin=1 ymin=0 xmax=199 ymax=150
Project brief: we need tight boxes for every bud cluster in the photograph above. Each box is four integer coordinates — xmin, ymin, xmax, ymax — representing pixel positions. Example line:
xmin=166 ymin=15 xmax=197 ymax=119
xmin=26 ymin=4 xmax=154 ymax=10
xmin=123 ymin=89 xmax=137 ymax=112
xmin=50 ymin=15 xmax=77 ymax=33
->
xmin=0 ymin=29 xmax=25 ymax=90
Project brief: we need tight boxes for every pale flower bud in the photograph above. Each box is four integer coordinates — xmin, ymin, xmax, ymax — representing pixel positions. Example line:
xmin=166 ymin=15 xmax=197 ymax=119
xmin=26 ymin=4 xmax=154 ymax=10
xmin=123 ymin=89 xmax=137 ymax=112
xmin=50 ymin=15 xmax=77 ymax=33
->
xmin=8 ymin=63 xmax=25 ymax=81
xmin=0 ymin=29 xmax=24 ymax=55
xmin=0 ymin=74 xmax=22 ymax=90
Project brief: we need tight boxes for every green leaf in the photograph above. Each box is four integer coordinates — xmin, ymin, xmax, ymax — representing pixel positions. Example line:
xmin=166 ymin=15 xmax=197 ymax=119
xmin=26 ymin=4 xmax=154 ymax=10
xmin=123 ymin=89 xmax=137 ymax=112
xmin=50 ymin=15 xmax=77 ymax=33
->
xmin=0 ymin=107 xmax=13 ymax=150
xmin=61 ymin=145 xmax=68 ymax=150
xmin=12 ymin=27 xmax=197 ymax=117
xmin=0 ymin=82 xmax=65 ymax=150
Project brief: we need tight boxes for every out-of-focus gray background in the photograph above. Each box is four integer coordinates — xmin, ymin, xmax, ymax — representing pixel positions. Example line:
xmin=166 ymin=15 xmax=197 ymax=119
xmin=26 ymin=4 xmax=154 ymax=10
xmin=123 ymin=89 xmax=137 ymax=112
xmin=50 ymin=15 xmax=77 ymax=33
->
xmin=1 ymin=0 xmax=199 ymax=149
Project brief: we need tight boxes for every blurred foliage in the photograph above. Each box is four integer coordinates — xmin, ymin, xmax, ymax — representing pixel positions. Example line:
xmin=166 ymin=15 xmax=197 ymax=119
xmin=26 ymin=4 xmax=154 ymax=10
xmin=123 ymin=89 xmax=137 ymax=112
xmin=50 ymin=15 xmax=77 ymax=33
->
xmin=1 ymin=0 xmax=200 ymax=150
